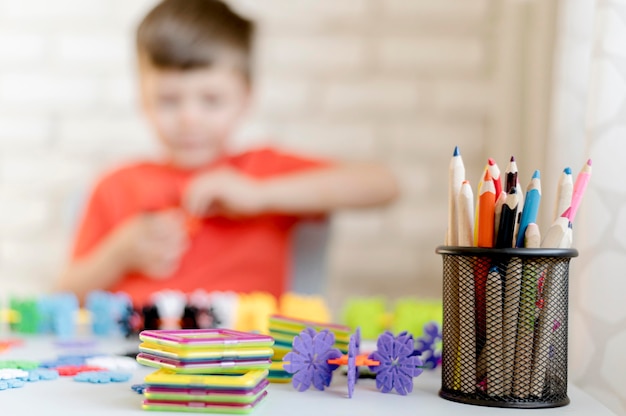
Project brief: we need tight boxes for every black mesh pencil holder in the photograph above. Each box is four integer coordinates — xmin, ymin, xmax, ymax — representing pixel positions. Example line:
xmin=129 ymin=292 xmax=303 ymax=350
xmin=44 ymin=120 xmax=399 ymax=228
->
xmin=436 ymin=246 xmax=578 ymax=409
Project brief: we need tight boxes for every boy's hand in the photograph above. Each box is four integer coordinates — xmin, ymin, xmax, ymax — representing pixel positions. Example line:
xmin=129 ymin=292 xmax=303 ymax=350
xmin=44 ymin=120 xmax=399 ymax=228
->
xmin=183 ymin=167 xmax=266 ymax=217
xmin=115 ymin=210 xmax=189 ymax=279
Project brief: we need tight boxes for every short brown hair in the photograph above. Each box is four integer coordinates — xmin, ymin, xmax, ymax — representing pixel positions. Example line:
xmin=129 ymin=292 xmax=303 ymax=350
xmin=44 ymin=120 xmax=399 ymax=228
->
xmin=137 ymin=0 xmax=254 ymax=81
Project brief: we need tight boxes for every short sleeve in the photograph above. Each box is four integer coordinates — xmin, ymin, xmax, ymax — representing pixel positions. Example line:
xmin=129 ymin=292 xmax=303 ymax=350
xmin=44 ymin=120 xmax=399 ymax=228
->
xmin=71 ymin=179 xmax=116 ymax=260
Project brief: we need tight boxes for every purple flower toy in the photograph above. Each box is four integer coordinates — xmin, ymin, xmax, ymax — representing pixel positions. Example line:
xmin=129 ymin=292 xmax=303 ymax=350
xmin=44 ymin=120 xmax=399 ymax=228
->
xmin=368 ymin=331 xmax=424 ymax=395
xmin=283 ymin=328 xmax=342 ymax=392
xmin=284 ymin=327 xmax=425 ymax=398
xmin=413 ymin=321 xmax=442 ymax=370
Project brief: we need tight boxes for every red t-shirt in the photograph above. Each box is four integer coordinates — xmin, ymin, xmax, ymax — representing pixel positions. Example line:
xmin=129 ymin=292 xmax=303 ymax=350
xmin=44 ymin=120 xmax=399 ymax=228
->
xmin=72 ymin=148 xmax=328 ymax=306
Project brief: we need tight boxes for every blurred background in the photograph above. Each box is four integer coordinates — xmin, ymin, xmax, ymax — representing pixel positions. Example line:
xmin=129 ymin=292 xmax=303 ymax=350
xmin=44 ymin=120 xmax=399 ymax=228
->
xmin=0 ymin=0 xmax=624 ymax=413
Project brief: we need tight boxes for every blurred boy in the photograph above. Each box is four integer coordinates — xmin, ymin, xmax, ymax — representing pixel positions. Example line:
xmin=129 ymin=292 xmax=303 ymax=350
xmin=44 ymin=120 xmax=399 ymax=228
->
xmin=57 ymin=0 xmax=397 ymax=305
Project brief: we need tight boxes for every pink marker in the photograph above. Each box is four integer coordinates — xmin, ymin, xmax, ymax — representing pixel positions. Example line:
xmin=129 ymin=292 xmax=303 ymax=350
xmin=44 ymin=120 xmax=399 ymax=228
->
xmin=568 ymin=159 xmax=592 ymax=223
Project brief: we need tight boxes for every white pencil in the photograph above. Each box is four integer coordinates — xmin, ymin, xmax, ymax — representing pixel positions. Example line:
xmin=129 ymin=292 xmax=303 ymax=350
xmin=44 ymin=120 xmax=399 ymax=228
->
xmin=486 ymin=266 xmax=504 ymax=396
xmin=447 ymin=146 xmax=465 ymax=245
xmin=553 ymin=167 xmax=573 ymax=221
xmin=457 ymin=180 xmax=474 ymax=247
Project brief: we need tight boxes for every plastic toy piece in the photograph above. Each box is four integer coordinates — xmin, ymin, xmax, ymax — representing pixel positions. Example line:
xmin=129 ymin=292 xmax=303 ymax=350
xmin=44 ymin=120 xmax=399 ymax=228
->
xmin=391 ymin=300 xmax=443 ymax=340
xmin=368 ymin=331 xmax=424 ymax=395
xmin=56 ymin=365 xmax=107 ymax=377
xmin=144 ymin=379 xmax=269 ymax=404
xmin=39 ymin=354 xmax=99 ymax=369
xmin=267 ymin=361 xmax=291 ymax=384
xmin=342 ymin=298 xmax=387 ymax=340
xmin=0 ymin=360 xmax=40 ymax=370
xmin=35 ymin=293 xmax=80 ymax=338
xmin=86 ymin=291 xmax=132 ymax=336
xmin=413 ymin=321 xmax=442 ymax=370
xmin=0 ymin=339 xmax=23 ymax=352
xmin=142 ymin=391 xmax=267 ymax=414
xmin=278 ymin=293 xmax=331 ymax=324
xmin=25 ymin=369 xmax=59 ymax=381
xmin=138 ymin=342 xmax=274 ymax=361
xmin=144 ymin=369 xmax=268 ymax=390
xmin=86 ymin=356 xmax=139 ymax=371
xmin=347 ymin=331 xmax=357 ymax=398
xmin=74 ymin=371 xmax=132 ymax=383
xmin=9 ymin=297 xmax=40 ymax=334
xmin=137 ymin=353 xmax=271 ymax=374
xmin=54 ymin=339 xmax=97 ymax=349
xmin=0 ymin=369 xmax=28 ymax=380
xmin=139 ymin=329 xmax=274 ymax=349
xmin=283 ymin=328 xmax=342 ymax=392
xmin=131 ymin=383 xmax=148 ymax=394
xmin=234 ymin=292 xmax=277 ymax=334
xmin=151 ymin=290 xmax=187 ymax=330
xmin=0 ymin=379 xmax=25 ymax=390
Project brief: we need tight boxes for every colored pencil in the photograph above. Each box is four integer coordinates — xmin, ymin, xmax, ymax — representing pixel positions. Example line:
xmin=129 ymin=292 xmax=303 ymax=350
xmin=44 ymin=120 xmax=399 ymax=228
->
xmin=477 ymin=170 xmax=496 ymax=248
xmin=553 ymin=167 xmax=573 ymax=221
xmin=542 ymin=208 xmax=572 ymax=249
xmin=488 ymin=158 xmax=503 ymax=197
xmin=457 ymin=180 xmax=474 ymax=247
xmin=504 ymin=156 xmax=518 ymax=193
xmin=473 ymin=163 xmax=489 ymax=245
xmin=474 ymin=171 xmax=495 ymax=358
xmin=447 ymin=146 xmax=465 ymax=245
xmin=502 ymin=255 xmax=522 ymax=395
xmin=495 ymin=189 xmax=519 ymax=249
xmin=531 ymin=209 xmax=573 ymax=396
xmin=493 ymin=191 xmax=507 ymax=243
xmin=515 ymin=170 xmax=542 ymax=248
xmin=456 ymin=254 xmax=477 ymax=393
xmin=568 ymin=159 xmax=592 ymax=223
xmin=513 ymin=223 xmax=541 ymax=398
xmin=486 ymin=266 xmax=504 ymax=396
xmin=513 ymin=179 xmax=525 ymax=245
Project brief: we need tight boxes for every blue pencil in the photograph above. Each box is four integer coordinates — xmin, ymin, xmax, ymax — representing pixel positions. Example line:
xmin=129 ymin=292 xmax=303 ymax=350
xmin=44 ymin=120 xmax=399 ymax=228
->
xmin=515 ymin=170 xmax=542 ymax=248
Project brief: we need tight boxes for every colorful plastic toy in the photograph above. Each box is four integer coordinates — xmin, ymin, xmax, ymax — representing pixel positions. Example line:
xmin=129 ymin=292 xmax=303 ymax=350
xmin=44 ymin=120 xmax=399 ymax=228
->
xmin=283 ymin=328 xmax=428 ymax=397
xmin=142 ymin=369 xmax=270 ymax=413
xmin=74 ymin=371 xmax=132 ymax=383
xmin=283 ymin=329 xmax=341 ymax=392
xmin=343 ymin=297 xmax=443 ymax=341
xmin=86 ymin=291 xmax=132 ymax=336
xmin=137 ymin=329 xmax=274 ymax=374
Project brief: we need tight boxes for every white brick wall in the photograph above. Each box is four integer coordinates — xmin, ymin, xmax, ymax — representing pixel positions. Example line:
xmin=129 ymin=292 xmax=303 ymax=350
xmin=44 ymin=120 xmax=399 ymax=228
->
xmin=0 ymin=0 xmax=497 ymax=305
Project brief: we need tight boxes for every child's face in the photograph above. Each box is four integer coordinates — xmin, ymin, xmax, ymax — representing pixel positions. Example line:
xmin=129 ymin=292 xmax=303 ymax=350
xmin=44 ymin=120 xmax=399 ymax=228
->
xmin=140 ymin=65 xmax=250 ymax=169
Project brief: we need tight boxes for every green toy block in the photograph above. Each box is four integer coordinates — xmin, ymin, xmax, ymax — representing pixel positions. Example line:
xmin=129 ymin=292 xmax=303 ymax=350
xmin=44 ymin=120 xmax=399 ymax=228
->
xmin=9 ymin=297 xmax=40 ymax=334
xmin=342 ymin=297 xmax=387 ymax=340
xmin=391 ymin=298 xmax=442 ymax=338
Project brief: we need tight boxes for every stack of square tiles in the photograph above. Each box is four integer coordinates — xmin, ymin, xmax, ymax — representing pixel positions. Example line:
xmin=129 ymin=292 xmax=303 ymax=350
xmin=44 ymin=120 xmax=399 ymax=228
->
xmin=137 ymin=329 xmax=274 ymax=414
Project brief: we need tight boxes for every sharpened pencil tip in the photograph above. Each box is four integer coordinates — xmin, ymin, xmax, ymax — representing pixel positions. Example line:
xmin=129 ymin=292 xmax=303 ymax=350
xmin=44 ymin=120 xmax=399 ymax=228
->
xmin=488 ymin=157 xmax=496 ymax=166
xmin=510 ymin=155 xmax=515 ymax=162
xmin=532 ymin=170 xmax=540 ymax=179
xmin=587 ymin=158 xmax=592 ymax=166
xmin=462 ymin=180 xmax=470 ymax=185
xmin=564 ymin=167 xmax=572 ymax=175
xmin=453 ymin=146 xmax=460 ymax=156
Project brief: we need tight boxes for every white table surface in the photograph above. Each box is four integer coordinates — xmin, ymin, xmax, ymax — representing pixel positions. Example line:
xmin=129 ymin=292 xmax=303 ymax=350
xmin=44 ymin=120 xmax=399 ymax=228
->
xmin=0 ymin=335 xmax=616 ymax=416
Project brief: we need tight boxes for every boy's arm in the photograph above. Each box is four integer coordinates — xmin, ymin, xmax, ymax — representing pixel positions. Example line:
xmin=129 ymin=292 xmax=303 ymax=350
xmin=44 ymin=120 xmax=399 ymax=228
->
xmin=259 ymin=162 xmax=398 ymax=213
xmin=184 ymin=162 xmax=398 ymax=217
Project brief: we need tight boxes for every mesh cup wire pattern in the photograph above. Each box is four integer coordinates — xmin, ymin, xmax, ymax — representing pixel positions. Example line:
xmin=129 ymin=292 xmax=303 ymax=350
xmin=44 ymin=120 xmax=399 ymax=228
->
xmin=436 ymin=246 xmax=577 ymax=408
